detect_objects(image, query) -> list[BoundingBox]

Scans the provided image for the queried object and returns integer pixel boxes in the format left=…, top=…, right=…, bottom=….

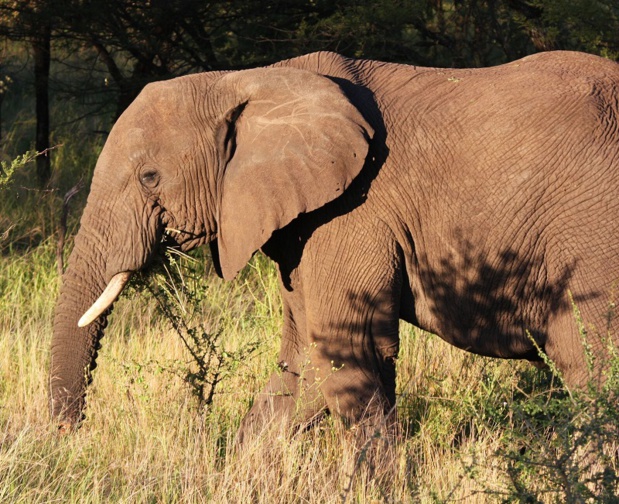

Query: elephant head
left=50, top=66, right=374, bottom=429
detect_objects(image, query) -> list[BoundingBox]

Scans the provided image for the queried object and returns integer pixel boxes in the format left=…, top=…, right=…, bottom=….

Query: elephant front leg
left=302, top=238, right=403, bottom=439
left=307, top=289, right=401, bottom=435
left=236, top=294, right=327, bottom=443
left=238, top=227, right=403, bottom=442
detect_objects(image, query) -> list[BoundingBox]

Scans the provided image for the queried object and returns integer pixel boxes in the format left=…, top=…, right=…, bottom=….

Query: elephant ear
left=214, top=67, right=374, bottom=280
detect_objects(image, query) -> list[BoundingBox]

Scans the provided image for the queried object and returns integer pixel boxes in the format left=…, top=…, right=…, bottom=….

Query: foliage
left=466, top=304, right=619, bottom=503
left=0, top=150, right=35, bottom=190
left=128, top=244, right=263, bottom=413
left=522, top=0, right=619, bottom=59
left=493, top=383, right=619, bottom=502
left=2, top=0, right=619, bottom=135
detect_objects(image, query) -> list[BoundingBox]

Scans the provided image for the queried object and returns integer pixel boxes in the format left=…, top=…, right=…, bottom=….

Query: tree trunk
left=0, top=93, right=3, bottom=144
left=33, top=22, right=51, bottom=186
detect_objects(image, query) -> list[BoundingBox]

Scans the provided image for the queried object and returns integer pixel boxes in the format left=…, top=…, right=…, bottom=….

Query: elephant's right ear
left=213, top=67, right=374, bottom=280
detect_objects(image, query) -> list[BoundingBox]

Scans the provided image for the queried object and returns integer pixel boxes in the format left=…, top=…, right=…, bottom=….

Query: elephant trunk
left=49, top=231, right=114, bottom=430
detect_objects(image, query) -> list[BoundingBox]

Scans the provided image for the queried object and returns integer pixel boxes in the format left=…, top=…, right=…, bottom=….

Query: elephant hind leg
left=543, top=295, right=613, bottom=389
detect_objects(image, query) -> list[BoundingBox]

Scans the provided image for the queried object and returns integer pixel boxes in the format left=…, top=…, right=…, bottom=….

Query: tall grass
left=1, top=130, right=618, bottom=502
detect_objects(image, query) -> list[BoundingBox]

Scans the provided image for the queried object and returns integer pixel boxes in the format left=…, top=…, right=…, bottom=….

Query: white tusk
left=78, top=271, right=132, bottom=327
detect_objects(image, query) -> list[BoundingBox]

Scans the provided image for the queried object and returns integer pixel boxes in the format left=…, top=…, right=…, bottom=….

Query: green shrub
left=471, top=303, right=619, bottom=503
left=0, top=150, right=36, bottom=190
left=129, top=244, right=263, bottom=413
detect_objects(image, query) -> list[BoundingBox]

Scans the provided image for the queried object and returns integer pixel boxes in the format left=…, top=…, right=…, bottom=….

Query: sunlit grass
left=2, top=132, right=618, bottom=502
left=0, top=230, right=532, bottom=503
left=3, top=238, right=617, bottom=501
left=0, top=225, right=513, bottom=502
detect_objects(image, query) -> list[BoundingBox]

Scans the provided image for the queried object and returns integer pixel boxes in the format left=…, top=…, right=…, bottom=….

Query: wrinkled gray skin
left=50, top=51, right=619, bottom=438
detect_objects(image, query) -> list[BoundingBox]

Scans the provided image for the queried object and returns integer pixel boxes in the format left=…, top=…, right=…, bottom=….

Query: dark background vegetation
left=1, top=0, right=618, bottom=186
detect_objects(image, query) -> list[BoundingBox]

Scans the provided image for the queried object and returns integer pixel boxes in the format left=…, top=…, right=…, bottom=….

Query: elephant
left=50, top=50, right=619, bottom=437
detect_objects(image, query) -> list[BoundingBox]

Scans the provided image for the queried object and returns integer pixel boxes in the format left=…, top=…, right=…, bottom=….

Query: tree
left=0, top=62, right=12, bottom=144
left=0, top=0, right=59, bottom=186
left=2, top=0, right=619, bottom=188
left=513, top=0, right=619, bottom=59
left=32, top=18, right=50, bottom=184
left=58, top=0, right=241, bottom=119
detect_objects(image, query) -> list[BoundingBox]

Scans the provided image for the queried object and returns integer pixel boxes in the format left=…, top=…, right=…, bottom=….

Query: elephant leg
left=236, top=283, right=327, bottom=443
left=306, top=295, right=400, bottom=433
left=544, top=293, right=613, bottom=388
left=238, top=220, right=403, bottom=442
left=302, top=234, right=403, bottom=438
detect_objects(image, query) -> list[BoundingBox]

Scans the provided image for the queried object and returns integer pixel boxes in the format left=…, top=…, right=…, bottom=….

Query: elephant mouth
left=163, top=226, right=211, bottom=252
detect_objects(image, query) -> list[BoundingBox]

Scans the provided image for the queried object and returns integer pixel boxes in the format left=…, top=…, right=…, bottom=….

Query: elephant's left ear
left=214, top=67, right=374, bottom=280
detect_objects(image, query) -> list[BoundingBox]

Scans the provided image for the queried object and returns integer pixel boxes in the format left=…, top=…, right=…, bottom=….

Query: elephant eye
left=140, top=168, right=160, bottom=188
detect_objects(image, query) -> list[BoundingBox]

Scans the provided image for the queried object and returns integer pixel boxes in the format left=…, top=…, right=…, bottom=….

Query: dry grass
left=2, top=146, right=617, bottom=503
left=0, top=232, right=527, bottom=502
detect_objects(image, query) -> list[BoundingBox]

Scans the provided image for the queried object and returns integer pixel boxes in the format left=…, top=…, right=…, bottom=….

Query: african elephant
left=50, top=50, right=619, bottom=436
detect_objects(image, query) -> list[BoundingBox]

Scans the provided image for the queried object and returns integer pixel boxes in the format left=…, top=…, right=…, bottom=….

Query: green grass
left=1, top=136, right=618, bottom=502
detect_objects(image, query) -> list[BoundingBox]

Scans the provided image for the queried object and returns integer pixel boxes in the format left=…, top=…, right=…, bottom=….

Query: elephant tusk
left=77, top=271, right=132, bottom=327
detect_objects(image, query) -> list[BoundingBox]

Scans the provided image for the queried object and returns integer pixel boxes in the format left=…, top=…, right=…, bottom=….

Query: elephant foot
left=235, top=391, right=328, bottom=447
left=341, top=395, right=401, bottom=448
left=235, top=388, right=400, bottom=451
left=235, top=369, right=328, bottom=447
left=235, top=405, right=328, bottom=448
